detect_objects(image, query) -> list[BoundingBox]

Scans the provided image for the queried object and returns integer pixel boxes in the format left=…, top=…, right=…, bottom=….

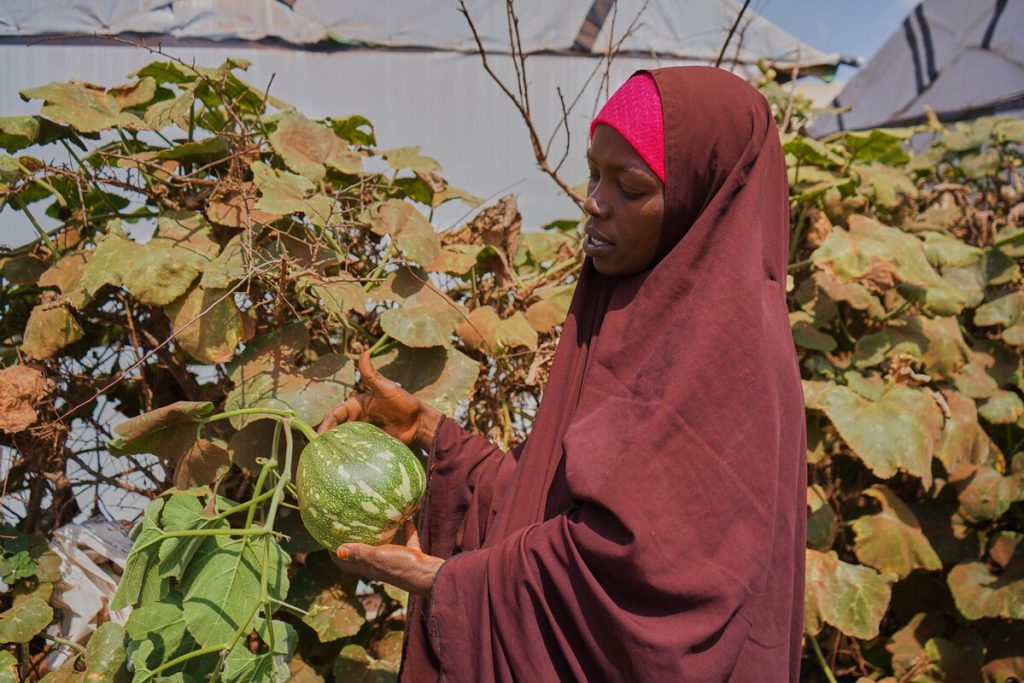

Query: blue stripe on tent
left=572, top=0, right=615, bottom=52
left=832, top=96, right=846, bottom=132
left=902, top=16, right=926, bottom=94
left=914, top=5, right=938, bottom=84
left=982, top=0, right=1009, bottom=49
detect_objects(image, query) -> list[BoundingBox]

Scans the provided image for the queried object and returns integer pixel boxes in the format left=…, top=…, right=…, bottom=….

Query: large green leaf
left=376, top=344, right=480, bottom=415
left=180, top=535, right=289, bottom=648
left=457, top=305, right=538, bottom=352
left=111, top=498, right=165, bottom=610
left=223, top=620, right=296, bottom=682
left=269, top=111, right=361, bottom=180
left=125, top=594, right=189, bottom=672
left=19, top=79, right=153, bottom=132
left=80, top=622, right=127, bottom=681
left=850, top=486, right=941, bottom=579
left=974, top=291, right=1024, bottom=345
left=919, top=231, right=983, bottom=268
left=290, top=551, right=365, bottom=642
left=251, top=161, right=335, bottom=225
left=225, top=352, right=355, bottom=430
left=950, top=463, right=1024, bottom=523
left=0, top=597, right=53, bottom=643
left=819, top=384, right=942, bottom=486
left=947, top=552, right=1024, bottom=621
left=298, top=275, right=367, bottom=319
left=804, top=549, right=893, bottom=639
left=526, top=283, right=576, bottom=333
left=366, top=200, right=441, bottom=266
left=165, top=284, right=254, bottom=364
left=376, top=268, right=464, bottom=348
left=158, top=494, right=230, bottom=579
left=21, top=297, right=84, bottom=360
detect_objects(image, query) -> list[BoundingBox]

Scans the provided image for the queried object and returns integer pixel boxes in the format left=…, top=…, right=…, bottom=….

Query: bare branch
left=715, top=0, right=752, bottom=68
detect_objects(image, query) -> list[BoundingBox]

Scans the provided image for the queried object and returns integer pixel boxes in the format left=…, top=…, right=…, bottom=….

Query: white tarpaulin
left=0, top=1, right=840, bottom=242
left=810, top=0, right=1024, bottom=135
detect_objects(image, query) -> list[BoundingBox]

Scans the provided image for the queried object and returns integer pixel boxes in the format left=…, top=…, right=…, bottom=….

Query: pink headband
left=589, top=72, right=665, bottom=183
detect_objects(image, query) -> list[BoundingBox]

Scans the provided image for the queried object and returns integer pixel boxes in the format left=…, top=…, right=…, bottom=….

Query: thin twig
left=715, top=0, right=752, bottom=68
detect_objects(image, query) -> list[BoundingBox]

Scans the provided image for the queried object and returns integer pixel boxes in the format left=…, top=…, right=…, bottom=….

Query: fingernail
left=337, top=546, right=349, bottom=559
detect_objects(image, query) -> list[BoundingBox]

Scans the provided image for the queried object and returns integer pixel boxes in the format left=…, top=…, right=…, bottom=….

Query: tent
left=0, top=0, right=842, bottom=243
left=810, top=0, right=1024, bottom=136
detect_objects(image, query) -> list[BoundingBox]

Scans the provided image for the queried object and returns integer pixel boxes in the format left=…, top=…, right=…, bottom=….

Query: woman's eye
left=620, top=186, right=644, bottom=199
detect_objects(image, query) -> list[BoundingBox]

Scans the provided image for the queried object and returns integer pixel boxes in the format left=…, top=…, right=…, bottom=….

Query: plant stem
left=244, top=423, right=281, bottom=528
left=145, top=644, right=226, bottom=680
left=808, top=635, right=838, bottom=683
left=41, top=633, right=86, bottom=654
left=200, top=408, right=317, bottom=442
left=215, top=489, right=275, bottom=521
left=10, top=195, right=57, bottom=255
left=367, top=333, right=392, bottom=356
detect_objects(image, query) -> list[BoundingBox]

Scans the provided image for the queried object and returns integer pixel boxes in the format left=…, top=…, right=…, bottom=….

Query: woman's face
left=583, top=124, right=665, bottom=276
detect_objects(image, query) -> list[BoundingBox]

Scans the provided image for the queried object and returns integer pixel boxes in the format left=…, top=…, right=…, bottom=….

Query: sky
left=756, top=0, right=920, bottom=81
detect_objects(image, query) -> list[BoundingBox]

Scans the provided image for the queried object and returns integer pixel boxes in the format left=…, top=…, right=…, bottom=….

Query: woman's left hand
left=333, top=521, right=444, bottom=598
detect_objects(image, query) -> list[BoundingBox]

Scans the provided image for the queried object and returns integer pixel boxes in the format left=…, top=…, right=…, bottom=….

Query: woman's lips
left=582, top=232, right=615, bottom=256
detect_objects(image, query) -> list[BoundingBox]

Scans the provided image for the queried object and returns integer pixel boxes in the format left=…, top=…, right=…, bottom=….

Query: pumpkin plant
left=0, top=55, right=1022, bottom=682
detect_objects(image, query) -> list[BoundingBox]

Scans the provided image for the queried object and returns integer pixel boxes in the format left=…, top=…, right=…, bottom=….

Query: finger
left=403, top=520, right=421, bottom=551
left=358, top=352, right=401, bottom=398
left=318, top=397, right=364, bottom=435
left=317, top=411, right=339, bottom=435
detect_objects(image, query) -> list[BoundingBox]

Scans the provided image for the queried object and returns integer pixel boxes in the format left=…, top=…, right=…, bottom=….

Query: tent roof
left=0, top=0, right=842, bottom=71
left=810, top=0, right=1024, bottom=135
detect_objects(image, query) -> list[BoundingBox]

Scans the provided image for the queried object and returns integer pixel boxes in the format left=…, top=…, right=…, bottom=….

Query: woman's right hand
left=317, top=352, right=443, bottom=450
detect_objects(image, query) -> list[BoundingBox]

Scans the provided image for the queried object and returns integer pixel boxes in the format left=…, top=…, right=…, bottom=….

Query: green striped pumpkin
left=296, top=421, right=427, bottom=549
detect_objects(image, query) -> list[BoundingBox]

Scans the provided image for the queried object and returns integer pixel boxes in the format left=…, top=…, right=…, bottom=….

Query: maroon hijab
left=406, top=66, right=806, bottom=681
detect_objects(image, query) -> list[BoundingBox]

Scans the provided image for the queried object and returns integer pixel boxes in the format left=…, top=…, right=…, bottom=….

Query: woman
left=319, top=66, right=806, bottom=681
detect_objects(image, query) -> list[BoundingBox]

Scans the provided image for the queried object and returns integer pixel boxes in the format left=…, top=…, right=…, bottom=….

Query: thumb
left=358, top=351, right=400, bottom=398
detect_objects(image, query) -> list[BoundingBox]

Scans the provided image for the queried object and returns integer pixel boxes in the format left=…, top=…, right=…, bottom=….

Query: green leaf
left=950, top=464, right=1024, bottom=523
left=850, top=486, right=942, bottom=579
left=919, top=231, right=983, bottom=268
left=38, top=251, right=93, bottom=308
left=427, top=244, right=485, bottom=275
left=109, top=400, right=212, bottom=454
left=366, top=200, right=441, bottom=266
left=225, top=352, right=355, bottom=430
left=80, top=621, right=127, bottom=681
left=812, top=216, right=938, bottom=290
left=820, top=384, right=943, bottom=486
left=144, top=88, right=195, bottom=130
left=164, top=284, right=253, bottom=364
left=223, top=620, right=296, bottom=683
left=0, top=597, right=53, bottom=643
left=111, top=498, right=166, bottom=610
left=457, top=306, right=538, bottom=352
left=790, top=312, right=837, bottom=352
left=333, top=642, right=399, bottom=683
left=297, top=275, right=367, bottom=319
left=783, top=135, right=843, bottom=168
left=22, top=296, right=84, bottom=360
left=329, top=114, right=376, bottom=146
left=269, top=111, right=361, bottom=180
left=376, top=344, right=480, bottom=415
left=974, top=291, right=1024, bottom=344
left=525, top=283, right=576, bottom=333
left=377, top=269, right=464, bottom=348
left=978, top=390, right=1024, bottom=424
left=158, top=494, right=229, bottom=579
left=0, top=651, right=17, bottom=683
left=154, top=136, right=231, bottom=163
left=842, top=129, right=911, bottom=165
left=854, top=163, right=918, bottom=208
left=181, top=535, right=290, bottom=648
left=948, top=553, right=1024, bottom=621
left=381, top=146, right=440, bottom=173
left=20, top=79, right=152, bottom=132
left=806, top=485, right=837, bottom=550
left=981, top=248, right=1020, bottom=285
left=252, top=161, right=335, bottom=225
left=290, top=551, right=365, bottom=642
left=125, top=594, right=188, bottom=672
left=804, top=549, right=893, bottom=639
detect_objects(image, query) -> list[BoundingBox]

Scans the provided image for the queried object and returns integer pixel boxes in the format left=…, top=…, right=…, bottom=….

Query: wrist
left=413, top=403, right=444, bottom=451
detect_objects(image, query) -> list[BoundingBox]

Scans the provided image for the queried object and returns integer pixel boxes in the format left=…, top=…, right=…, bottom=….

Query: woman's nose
left=582, top=192, right=608, bottom=218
